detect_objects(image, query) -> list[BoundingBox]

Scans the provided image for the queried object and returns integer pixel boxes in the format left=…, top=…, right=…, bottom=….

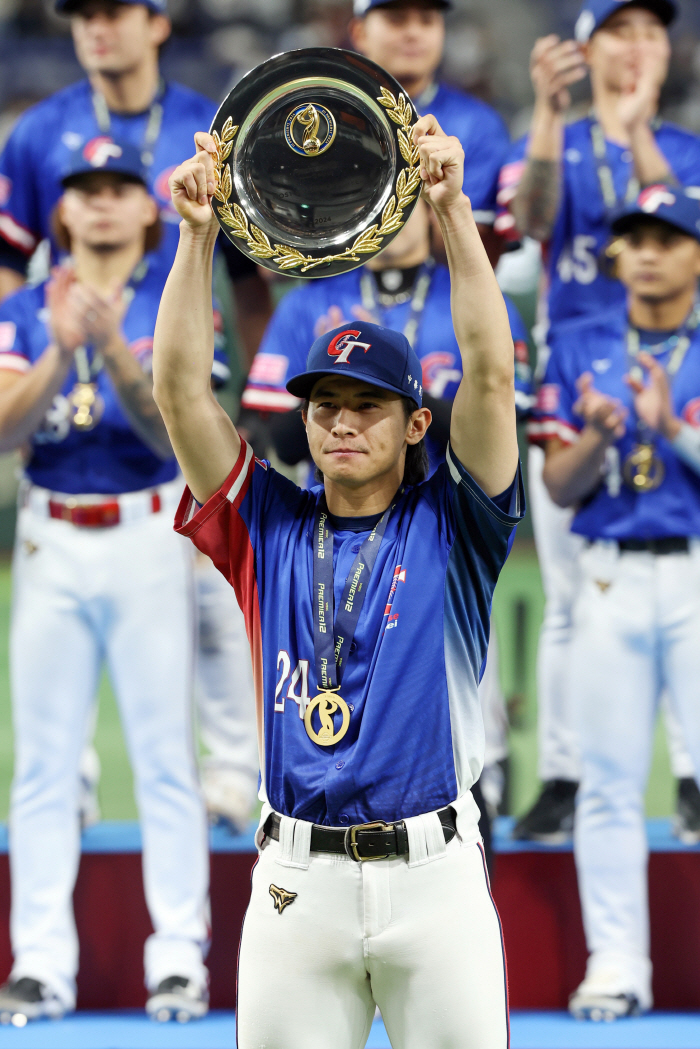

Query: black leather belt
left=617, top=537, right=689, bottom=555
left=264, top=807, right=457, bottom=862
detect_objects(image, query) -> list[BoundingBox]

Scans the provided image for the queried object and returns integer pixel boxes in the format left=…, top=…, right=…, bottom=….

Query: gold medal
left=304, top=690, right=350, bottom=746
left=622, top=443, right=665, bottom=493
left=68, top=382, right=103, bottom=431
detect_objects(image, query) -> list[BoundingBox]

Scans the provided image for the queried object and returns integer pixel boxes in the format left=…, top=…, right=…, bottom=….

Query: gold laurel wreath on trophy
left=211, top=88, right=421, bottom=274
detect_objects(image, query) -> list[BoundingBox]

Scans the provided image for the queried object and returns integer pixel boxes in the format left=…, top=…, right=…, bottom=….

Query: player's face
left=585, top=6, right=670, bottom=95
left=71, top=1, right=171, bottom=76
left=60, top=174, right=158, bottom=251
left=349, top=2, right=444, bottom=89
left=616, top=220, right=700, bottom=302
left=304, top=376, right=428, bottom=489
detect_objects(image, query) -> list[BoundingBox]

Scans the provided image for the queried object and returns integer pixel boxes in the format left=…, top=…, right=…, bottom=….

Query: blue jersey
left=175, top=440, right=523, bottom=824
left=528, top=306, right=700, bottom=540
left=497, top=118, right=700, bottom=331
left=416, top=82, right=510, bottom=223
left=241, top=265, right=534, bottom=463
left=0, top=79, right=217, bottom=271
left=0, top=262, right=229, bottom=495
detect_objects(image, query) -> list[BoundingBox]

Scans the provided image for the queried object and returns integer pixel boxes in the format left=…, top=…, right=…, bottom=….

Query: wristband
left=671, top=422, right=700, bottom=475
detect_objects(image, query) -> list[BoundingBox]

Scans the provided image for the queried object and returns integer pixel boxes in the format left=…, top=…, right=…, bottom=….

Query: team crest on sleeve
left=327, top=330, right=371, bottom=363
left=638, top=185, right=676, bottom=213
left=0, top=321, right=16, bottom=352
left=536, top=384, right=561, bottom=414
left=83, top=137, right=123, bottom=168
left=248, top=353, right=289, bottom=386
left=269, top=883, right=297, bottom=914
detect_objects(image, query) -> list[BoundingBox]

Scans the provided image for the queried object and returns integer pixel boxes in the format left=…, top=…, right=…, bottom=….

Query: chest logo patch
left=269, top=883, right=297, bottom=914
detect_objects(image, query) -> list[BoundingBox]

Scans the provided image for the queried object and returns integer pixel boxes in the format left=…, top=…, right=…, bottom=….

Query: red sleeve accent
left=526, top=416, right=581, bottom=447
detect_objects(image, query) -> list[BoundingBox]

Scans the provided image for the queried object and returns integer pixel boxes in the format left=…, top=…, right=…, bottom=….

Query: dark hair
left=303, top=394, right=429, bottom=487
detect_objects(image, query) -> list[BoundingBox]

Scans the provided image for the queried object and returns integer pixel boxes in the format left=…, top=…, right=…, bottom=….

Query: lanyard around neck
left=359, top=260, right=434, bottom=348
left=589, top=116, right=640, bottom=217
left=91, top=79, right=165, bottom=167
left=312, top=498, right=394, bottom=692
left=71, top=257, right=150, bottom=382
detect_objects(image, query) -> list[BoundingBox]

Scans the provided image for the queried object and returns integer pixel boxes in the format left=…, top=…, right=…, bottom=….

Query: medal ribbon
left=92, top=79, right=166, bottom=168
left=359, top=260, right=434, bottom=348
left=312, top=501, right=392, bottom=692
left=589, top=117, right=643, bottom=219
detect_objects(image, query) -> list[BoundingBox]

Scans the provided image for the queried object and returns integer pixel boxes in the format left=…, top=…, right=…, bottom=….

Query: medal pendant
left=69, top=383, right=103, bottom=431
left=623, top=443, right=665, bottom=493
left=304, top=690, right=350, bottom=746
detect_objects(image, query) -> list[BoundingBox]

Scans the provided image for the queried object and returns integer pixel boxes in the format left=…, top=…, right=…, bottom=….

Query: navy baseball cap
left=354, top=0, right=450, bottom=15
left=575, top=0, right=677, bottom=42
left=611, top=184, right=700, bottom=244
left=56, top=0, right=167, bottom=15
left=286, top=322, right=424, bottom=408
left=61, top=138, right=148, bottom=188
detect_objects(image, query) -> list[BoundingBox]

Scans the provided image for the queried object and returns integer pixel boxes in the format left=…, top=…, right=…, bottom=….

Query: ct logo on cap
left=327, top=329, right=372, bottom=364
left=83, top=137, right=123, bottom=169
left=638, top=185, right=676, bottom=213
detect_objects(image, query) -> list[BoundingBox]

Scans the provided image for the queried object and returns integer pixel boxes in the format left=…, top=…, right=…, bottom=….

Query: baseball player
left=532, top=185, right=700, bottom=1019
left=500, top=0, right=700, bottom=842
left=153, top=115, right=523, bottom=1049
left=239, top=200, right=533, bottom=864
left=349, top=0, right=510, bottom=263
left=0, top=0, right=263, bottom=830
left=0, top=143, right=211, bottom=1024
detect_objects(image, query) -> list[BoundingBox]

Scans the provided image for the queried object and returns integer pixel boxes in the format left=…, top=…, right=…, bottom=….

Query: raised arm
left=511, top=36, right=587, bottom=241
left=152, top=133, right=241, bottom=504
left=414, top=114, right=518, bottom=496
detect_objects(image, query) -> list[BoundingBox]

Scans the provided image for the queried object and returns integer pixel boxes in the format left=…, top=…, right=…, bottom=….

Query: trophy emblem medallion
left=284, top=103, right=336, bottom=157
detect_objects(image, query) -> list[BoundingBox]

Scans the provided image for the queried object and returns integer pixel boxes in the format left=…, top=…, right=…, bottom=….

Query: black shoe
left=512, top=779, right=578, bottom=844
left=146, top=975, right=208, bottom=1023
left=673, top=778, right=700, bottom=845
left=0, top=977, right=66, bottom=1024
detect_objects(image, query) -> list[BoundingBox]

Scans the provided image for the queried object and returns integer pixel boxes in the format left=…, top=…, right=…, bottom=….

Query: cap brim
left=61, top=170, right=146, bottom=189
left=610, top=210, right=697, bottom=241
left=286, top=368, right=421, bottom=406
left=601, top=0, right=677, bottom=28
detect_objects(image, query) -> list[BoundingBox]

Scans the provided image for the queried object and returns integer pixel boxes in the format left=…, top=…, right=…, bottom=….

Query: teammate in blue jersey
left=0, top=0, right=271, bottom=365
left=530, top=186, right=700, bottom=1020
left=154, top=116, right=524, bottom=1048
left=349, top=0, right=510, bottom=264
left=240, top=200, right=534, bottom=476
left=0, top=143, right=211, bottom=1025
left=499, top=0, right=700, bottom=845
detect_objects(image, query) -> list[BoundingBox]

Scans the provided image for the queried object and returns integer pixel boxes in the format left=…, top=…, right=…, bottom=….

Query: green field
left=0, top=548, right=676, bottom=821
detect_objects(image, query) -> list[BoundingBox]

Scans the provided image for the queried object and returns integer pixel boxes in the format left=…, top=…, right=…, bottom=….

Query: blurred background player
left=0, top=0, right=263, bottom=831
left=349, top=0, right=510, bottom=266
left=533, top=186, right=700, bottom=1019
left=239, top=199, right=534, bottom=863
left=0, top=143, right=209, bottom=1024
left=501, top=0, right=700, bottom=842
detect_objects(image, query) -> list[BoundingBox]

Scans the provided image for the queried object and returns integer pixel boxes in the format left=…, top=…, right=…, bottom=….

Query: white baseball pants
left=236, top=798, right=509, bottom=1049
left=9, top=486, right=210, bottom=1009
left=194, top=554, right=259, bottom=805
left=571, top=540, right=700, bottom=1005
left=529, top=446, right=694, bottom=783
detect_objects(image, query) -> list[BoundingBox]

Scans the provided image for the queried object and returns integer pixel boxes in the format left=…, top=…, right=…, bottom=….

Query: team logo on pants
left=269, top=883, right=297, bottom=914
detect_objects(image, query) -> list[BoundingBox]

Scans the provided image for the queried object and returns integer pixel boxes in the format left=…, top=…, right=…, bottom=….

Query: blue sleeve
left=241, top=287, right=317, bottom=412
left=495, top=136, right=527, bottom=244
left=0, top=290, right=33, bottom=373
left=504, top=294, right=534, bottom=419
left=527, top=334, right=581, bottom=445
left=663, top=130, right=700, bottom=189
left=462, top=108, right=510, bottom=221
left=0, top=108, right=42, bottom=255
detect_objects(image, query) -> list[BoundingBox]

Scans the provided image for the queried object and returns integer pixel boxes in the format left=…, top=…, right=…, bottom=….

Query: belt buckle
left=344, top=820, right=391, bottom=862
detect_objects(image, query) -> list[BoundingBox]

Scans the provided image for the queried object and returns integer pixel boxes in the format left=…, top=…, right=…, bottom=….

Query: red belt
left=48, top=492, right=162, bottom=528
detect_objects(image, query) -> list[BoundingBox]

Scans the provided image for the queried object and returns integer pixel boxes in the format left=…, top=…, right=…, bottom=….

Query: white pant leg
left=195, top=554, right=258, bottom=804
left=529, top=445, right=583, bottom=782
left=660, top=545, right=700, bottom=787
left=238, top=810, right=507, bottom=1049
left=102, top=511, right=210, bottom=992
left=571, top=543, right=656, bottom=1005
left=8, top=509, right=102, bottom=1008
left=371, top=841, right=508, bottom=1049
left=662, top=692, right=695, bottom=780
